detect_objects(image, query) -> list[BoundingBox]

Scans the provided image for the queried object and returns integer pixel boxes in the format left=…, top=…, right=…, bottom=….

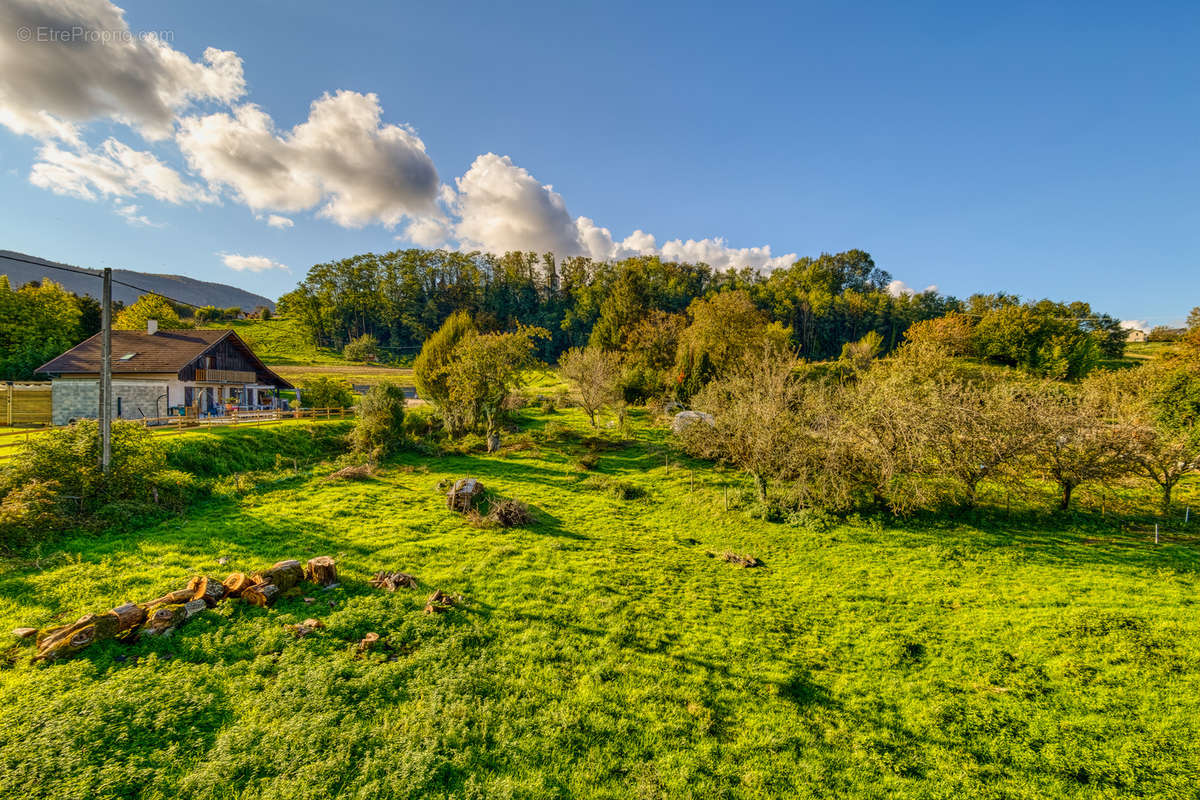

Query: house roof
left=36, top=329, right=293, bottom=388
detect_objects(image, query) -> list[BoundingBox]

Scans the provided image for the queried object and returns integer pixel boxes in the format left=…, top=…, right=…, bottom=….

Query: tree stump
left=222, top=572, right=253, bottom=597
left=35, top=612, right=120, bottom=660
left=424, top=589, right=457, bottom=614
left=110, top=602, right=146, bottom=632
left=253, top=560, right=304, bottom=592
left=187, top=576, right=227, bottom=607
left=241, top=582, right=280, bottom=607
left=369, top=571, right=417, bottom=591
left=305, top=556, right=338, bottom=587
left=357, top=631, right=380, bottom=654
left=446, top=478, right=485, bottom=513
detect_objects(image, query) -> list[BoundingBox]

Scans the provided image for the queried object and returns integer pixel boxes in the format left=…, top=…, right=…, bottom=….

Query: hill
left=0, top=250, right=275, bottom=311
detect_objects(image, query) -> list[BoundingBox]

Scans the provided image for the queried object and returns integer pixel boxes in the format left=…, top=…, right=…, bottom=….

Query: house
left=1125, top=328, right=1148, bottom=343
left=36, top=322, right=293, bottom=425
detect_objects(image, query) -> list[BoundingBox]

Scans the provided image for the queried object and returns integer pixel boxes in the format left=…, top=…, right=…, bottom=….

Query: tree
left=903, top=312, right=973, bottom=355
left=413, top=310, right=475, bottom=414
left=343, top=333, right=380, bottom=363
left=1113, top=365, right=1200, bottom=514
left=446, top=326, right=548, bottom=436
left=352, top=382, right=407, bottom=458
left=684, top=346, right=820, bottom=503
left=114, top=293, right=185, bottom=330
left=559, top=347, right=622, bottom=427
left=299, top=377, right=353, bottom=409
left=0, top=276, right=83, bottom=381
left=1028, top=384, right=1133, bottom=511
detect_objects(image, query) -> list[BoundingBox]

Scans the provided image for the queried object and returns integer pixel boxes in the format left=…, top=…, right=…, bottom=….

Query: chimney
left=147, top=319, right=158, bottom=335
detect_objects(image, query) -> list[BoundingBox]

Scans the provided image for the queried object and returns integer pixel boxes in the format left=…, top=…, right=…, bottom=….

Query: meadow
left=0, top=407, right=1198, bottom=799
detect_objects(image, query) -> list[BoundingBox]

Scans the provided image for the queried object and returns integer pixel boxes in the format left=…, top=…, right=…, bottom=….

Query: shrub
left=352, top=382, right=407, bottom=458
left=343, top=333, right=380, bottom=363
left=413, top=311, right=475, bottom=412
left=299, top=376, right=354, bottom=409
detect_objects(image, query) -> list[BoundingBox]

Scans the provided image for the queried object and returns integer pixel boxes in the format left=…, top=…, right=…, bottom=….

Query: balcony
left=195, top=368, right=258, bottom=384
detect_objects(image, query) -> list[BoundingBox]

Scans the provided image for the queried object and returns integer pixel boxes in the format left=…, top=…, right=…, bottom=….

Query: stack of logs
left=28, top=556, right=338, bottom=662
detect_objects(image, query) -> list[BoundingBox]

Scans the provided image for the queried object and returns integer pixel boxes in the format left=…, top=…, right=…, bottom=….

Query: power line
left=1, top=252, right=205, bottom=310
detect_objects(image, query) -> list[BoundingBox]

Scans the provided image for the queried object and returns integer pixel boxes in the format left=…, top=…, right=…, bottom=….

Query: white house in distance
left=36, top=321, right=293, bottom=425
left=1125, top=328, right=1149, bottom=343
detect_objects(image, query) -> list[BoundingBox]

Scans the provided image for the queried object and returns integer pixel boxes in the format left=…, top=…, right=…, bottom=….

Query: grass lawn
left=199, top=316, right=347, bottom=366
left=1, top=409, right=1198, bottom=799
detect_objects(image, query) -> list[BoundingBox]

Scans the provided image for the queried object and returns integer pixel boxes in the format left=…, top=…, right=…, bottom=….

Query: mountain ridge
left=0, top=250, right=275, bottom=311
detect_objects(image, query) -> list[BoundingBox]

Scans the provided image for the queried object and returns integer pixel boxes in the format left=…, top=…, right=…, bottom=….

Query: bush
left=300, top=376, right=354, bottom=409
left=343, top=333, right=380, bottom=363
left=352, top=382, right=407, bottom=458
left=0, top=420, right=198, bottom=551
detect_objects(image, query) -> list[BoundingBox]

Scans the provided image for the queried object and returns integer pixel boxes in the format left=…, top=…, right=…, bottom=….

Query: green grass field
left=1, top=409, right=1198, bottom=799
left=200, top=316, right=347, bottom=366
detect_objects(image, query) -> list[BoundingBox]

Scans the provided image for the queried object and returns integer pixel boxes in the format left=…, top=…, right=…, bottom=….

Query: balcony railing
left=194, top=368, right=258, bottom=383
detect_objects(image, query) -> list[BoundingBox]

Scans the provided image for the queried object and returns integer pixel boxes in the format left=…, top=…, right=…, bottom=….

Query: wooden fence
left=0, top=407, right=354, bottom=458
left=3, top=383, right=52, bottom=426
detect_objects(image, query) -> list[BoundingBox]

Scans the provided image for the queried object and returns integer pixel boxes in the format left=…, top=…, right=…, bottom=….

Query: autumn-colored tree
left=903, top=312, right=973, bottom=355
left=114, top=293, right=185, bottom=330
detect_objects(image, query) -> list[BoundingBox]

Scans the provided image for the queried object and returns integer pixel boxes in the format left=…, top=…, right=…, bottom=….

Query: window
left=120, top=352, right=137, bottom=360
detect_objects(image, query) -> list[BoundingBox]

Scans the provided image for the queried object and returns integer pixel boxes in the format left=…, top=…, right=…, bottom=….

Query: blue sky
left=0, top=0, right=1196, bottom=326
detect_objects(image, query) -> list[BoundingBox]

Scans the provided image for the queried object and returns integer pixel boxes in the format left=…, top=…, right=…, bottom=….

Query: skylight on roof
left=120, top=352, right=137, bottom=360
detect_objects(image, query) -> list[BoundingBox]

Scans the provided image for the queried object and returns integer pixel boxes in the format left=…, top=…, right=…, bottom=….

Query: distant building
left=36, top=322, right=292, bottom=425
left=1125, top=328, right=1148, bottom=343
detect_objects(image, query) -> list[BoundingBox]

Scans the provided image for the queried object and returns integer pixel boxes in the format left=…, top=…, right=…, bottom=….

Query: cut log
left=305, top=556, right=338, bottom=587
left=187, top=575, right=227, bottom=607
left=253, top=560, right=304, bottom=592
left=182, top=598, right=207, bottom=619
left=110, top=602, right=146, bottom=632
left=369, top=571, right=418, bottom=591
left=222, top=572, right=253, bottom=597
left=13, top=627, right=37, bottom=640
left=241, top=582, right=281, bottom=607
left=145, top=587, right=193, bottom=610
left=34, top=612, right=120, bottom=661
left=143, top=604, right=186, bottom=636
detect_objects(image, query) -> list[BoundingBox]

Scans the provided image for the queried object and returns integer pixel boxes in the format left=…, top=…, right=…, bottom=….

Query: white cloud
left=115, top=203, right=163, bottom=227
left=29, top=138, right=215, bottom=204
left=1119, top=319, right=1149, bottom=332
left=453, top=153, right=583, bottom=256
left=887, top=279, right=938, bottom=298
left=0, top=0, right=244, bottom=141
left=264, top=214, right=294, bottom=229
left=177, top=91, right=439, bottom=227
left=220, top=253, right=289, bottom=272
left=448, top=153, right=796, bottom=271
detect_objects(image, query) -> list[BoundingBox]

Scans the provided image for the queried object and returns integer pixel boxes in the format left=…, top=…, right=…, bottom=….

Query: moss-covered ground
left=0, top=409, right=1198, bottom=799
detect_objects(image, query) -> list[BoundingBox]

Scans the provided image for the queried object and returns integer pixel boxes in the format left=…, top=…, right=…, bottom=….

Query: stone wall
left=52, top=379, right=168, bottom=425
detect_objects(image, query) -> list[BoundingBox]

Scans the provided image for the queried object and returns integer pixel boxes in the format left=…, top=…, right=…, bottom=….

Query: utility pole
left=100, top=267, right=112, bottom=472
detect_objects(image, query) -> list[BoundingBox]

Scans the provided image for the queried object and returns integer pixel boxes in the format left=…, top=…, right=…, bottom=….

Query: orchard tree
left=559, top=346, right=622, bottom=427
left=1114, top=364, right=1200, bottom=514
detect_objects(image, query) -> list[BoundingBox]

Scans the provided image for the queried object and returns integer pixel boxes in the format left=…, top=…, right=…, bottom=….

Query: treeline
left=278, top=247, right=1126, bottom=379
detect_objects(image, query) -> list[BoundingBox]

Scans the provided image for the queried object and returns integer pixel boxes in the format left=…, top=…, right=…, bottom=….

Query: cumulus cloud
left=450, top=154, right=796, bottom=271
left=264, top=214, right=294, bottom=229
left=177, top=91, right=439, bottom=227
left=1119, top=319, right=1148, bottom=332
left=453, top=154, right=583, bottom=256
left=220, top=253, right=289, bottom=272
left=887, top=279, right=938, bottom=298
left=29, top=138, right=215, bottom=204
left=0, top=0, right=244, bottom=141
